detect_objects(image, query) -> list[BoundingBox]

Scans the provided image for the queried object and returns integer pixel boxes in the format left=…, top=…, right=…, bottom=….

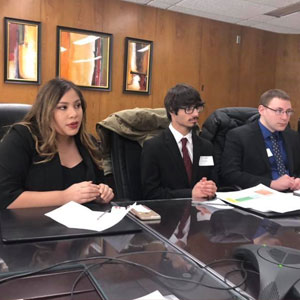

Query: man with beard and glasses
left=141, top=83, right=217, bottom=200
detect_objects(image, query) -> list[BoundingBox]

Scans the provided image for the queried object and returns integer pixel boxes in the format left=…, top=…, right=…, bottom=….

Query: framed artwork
left=123, top=37, right=153, bottom=94
left=4, top=17, right=41, bottom=84
left=57, top=26, right=112, bottom=91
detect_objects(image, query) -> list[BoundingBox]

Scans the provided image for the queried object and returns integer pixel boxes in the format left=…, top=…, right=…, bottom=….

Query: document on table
left=216, top=184, right=300, bottom=213
left=133, top=290, right=179, bottom=300
left=45, top=201, right=136, bottom=232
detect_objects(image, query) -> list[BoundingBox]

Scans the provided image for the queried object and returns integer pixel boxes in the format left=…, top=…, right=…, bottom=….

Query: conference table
left=132, top=198, right=300, bottom=300
left=0, top=198, right=299, bottom=300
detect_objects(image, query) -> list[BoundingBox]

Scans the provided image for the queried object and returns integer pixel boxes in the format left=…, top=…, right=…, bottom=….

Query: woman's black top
left=62, top=161, right=86, bottom=189
left=0, top=125, right=104, bottom=209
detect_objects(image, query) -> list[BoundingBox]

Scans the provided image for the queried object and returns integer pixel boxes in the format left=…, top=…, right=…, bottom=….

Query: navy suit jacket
left=141, top=128, right=215, bottom=200
left=221, top=120, right=300, bottom=189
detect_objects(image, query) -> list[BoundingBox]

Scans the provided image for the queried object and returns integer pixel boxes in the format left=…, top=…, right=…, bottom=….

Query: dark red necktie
left=181, top=138, right=192, bottom=183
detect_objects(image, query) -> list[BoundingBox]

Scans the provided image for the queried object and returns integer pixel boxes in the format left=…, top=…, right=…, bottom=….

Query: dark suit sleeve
left=0, top=125, right=34, bottom=209
left=141, top=139, right=192, bottom=200
left=221, top=127, right=271, bottom=189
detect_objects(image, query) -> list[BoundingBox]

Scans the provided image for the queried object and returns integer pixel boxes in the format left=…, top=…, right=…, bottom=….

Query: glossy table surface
left=116, top=198, right=300, bottom=300
left=0, top=201, right=248, bottom=300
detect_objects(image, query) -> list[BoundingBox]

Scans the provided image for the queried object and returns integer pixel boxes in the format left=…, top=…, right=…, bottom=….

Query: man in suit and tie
left=221, top=89, right=300, bottom=191
left=141, top=83, right=217, bottom=200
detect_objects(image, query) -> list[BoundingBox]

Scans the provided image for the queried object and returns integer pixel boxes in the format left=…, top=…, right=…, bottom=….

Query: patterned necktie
left=181, top=138, right=192, bottom=183
left=270, top=133, right=286, bottom=176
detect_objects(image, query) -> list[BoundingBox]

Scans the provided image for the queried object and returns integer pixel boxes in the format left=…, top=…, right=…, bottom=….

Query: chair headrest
left=0, top=103, right=32, bottom=139
left=0, top=103, right=31, bottom=126
left=201, top=107, right=259, bottom=141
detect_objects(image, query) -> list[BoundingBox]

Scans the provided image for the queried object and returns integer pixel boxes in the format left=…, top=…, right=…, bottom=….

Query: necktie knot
left=181, top=137, right=188, bottom=147
left=270, top=133, right=278, bottom=142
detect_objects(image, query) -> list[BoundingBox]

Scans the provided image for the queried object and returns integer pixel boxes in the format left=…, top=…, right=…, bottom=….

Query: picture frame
left=57, top=26, right=112, bottom=91
left=123, top=37, right=153, bottom=94
left=4, top=17, right=41, bottom=84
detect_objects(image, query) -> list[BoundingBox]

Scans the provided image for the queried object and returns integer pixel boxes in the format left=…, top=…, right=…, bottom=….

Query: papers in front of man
left=216, top=184, right=300, bottom=214
left=45, top=201, right=136, bottom=232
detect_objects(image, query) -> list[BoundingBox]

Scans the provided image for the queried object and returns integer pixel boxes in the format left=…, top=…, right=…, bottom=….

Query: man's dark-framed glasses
left=181, top=105, right=204, bottom=114
left=263, top=105, right=294, bottom=117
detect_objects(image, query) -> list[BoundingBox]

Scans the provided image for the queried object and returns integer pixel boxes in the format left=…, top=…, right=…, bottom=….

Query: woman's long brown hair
left=20, top=78, right=102, bottom=168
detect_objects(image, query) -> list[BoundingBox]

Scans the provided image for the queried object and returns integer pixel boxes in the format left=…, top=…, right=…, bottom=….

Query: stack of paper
left=216, top=184, right=300, bottom=213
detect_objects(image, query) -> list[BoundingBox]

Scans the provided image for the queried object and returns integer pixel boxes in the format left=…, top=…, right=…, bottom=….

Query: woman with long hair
left=0, top=78, right=114, bottom=209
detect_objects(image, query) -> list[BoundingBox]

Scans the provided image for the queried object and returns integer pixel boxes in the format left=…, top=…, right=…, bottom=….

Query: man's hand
left=290, top=177, right=300, bottom=191
left=270, top=174, right=296, bottom=191
left=192, top=177, right=217, bottom=200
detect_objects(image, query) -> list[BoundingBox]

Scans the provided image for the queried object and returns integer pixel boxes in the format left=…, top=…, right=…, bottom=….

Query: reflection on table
left=0, top=200, right=248, bottom=300
left=127, top=198, right=300, bottom=300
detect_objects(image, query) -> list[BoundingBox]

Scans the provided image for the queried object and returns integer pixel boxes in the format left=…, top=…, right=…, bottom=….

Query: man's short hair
left=260, top=89, right=290, bottom=106
left=164, top=83, right=204, bottom=121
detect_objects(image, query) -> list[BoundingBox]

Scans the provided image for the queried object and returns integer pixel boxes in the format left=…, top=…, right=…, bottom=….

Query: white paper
left=217, top=184, right=300, bottom=213
left=45, top=201, right=136, bottom=232
left=133, top=290, right=179, bottom=300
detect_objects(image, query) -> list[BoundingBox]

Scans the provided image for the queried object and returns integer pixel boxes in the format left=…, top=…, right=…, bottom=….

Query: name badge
left=266, top=148, right=273, bottom=157
left=199, top=156, right=214, bottom=166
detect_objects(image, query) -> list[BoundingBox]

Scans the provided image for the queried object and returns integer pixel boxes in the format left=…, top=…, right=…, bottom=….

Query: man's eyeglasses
left=263, top=105, right=294, bottom=117
left=180, top=106, right=204, bottom=114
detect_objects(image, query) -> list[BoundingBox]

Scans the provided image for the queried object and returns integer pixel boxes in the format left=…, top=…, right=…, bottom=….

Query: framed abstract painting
left=123, top=37, right=153, bottom=94
left=57, top=26, right=112, bottom=91
left=4, top=17, right=41, bottom=84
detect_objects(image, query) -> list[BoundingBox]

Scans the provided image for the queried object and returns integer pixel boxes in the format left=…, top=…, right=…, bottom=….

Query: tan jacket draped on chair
left=96, top=107, right=169, bottom=175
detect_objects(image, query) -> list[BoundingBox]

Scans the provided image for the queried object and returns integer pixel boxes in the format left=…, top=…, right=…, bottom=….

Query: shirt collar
left=258, top=120, right=280, bottom=139
left=169, top=124, right=193, bottom=145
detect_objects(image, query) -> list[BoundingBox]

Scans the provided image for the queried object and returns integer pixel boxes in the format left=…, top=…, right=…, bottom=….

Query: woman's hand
left=63, top=181, right=100, bottom=204
left=97, top=184, right=114, bottom=203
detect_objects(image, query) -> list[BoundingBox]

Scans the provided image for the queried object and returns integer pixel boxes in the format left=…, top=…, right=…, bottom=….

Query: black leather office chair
left=110, top=132, right=143, bottom=201
left=0, top=103, right=32, bottom=140
left=201, top=107, right=259, bottom=189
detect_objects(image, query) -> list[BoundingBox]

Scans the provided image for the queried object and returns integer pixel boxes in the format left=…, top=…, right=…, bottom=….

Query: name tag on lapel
left=199, top=156, right=214, bottom=166
left=266, top=148, right=273, bottom=157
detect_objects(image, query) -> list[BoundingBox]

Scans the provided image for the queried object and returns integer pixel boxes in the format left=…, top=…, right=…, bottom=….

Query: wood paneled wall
left=0, top=0, right=299, bottom=134
left=275, top=34, right=300, bottom=129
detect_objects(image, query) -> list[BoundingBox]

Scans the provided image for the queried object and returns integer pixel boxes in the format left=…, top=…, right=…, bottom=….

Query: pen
left=97, top=206, right=122, bottom=220
left=97, top=209, right=110, bottom=220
